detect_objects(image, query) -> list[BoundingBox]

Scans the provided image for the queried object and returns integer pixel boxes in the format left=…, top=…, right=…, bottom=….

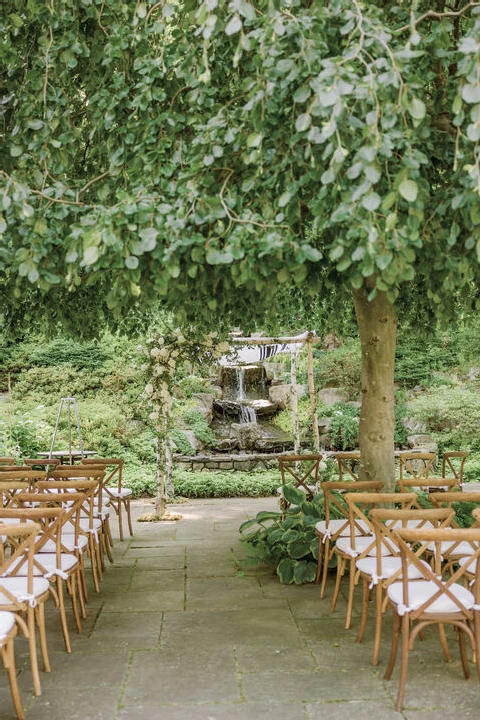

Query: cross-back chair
left=397, top=451, right=437, bottom=481
left=383, top=525, right=480, bottom=711
left=334, top=452, right=361, bottom=481
left=396, top=475, right=460, bottom=494
left=277, top=454, right=324, bottom=509
left=441, top=450, right=469, bottom=485
left=315, top=480, right=383, bottom=600
left=0, top=608, right=25, bottom=719
left=80, top=457, right=133, bottom=540
left=363, top=506, right=455, bottom=666
left=1, top=500, right=83, bottom=653
left=428, top=490, right=480, bottom=574
left=331, top=491, right=419, bottom=631
left=37, top=474, right=104, bottom=596
left=0, top=522, right=50, bottom=696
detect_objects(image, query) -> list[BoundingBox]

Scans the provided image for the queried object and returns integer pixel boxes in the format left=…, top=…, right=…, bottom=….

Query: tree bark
left=352, top=287, right=397, bottom=491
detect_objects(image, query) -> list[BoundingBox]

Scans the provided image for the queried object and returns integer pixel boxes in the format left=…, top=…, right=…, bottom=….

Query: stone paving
left=1, top=496, right=479, bottom=719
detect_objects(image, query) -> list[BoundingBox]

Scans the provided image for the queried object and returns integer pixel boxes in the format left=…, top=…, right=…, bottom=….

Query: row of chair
left=313, top=480, right=480, bottom=710
left=0, top=457, right=133, bottom=719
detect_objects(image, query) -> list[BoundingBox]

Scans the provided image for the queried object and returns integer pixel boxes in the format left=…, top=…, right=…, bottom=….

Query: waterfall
left=236, top=367, right=246, bottom=400
left=240, top=404, right=257, bottom=424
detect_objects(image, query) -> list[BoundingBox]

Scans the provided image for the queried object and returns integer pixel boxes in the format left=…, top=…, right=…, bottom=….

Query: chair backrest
left=321, top=480, right=384, bottom=539
left=80, top=457, right=124, bottom=493
left=369, top=506, right=455, bottom=576
left=429, top=491, right=480, bottom=527
left=441, top=451, right=469, bottom=483
left=345, top=492, right=419, bottom=556
left=392, top=525, right=480, bottom=618
left=397, top=476, right=460, bottom=493
left=0, top=472, right=45, bottom=503
left=398, top=452, right=437, bottom=480
left=0, top=505, right=66, bottom=575
left=0, top=523, right=40, bottom=608
left=278, top=454, right=325, bottom=500
left=23, top=458, right=60, bottom=471
left=0, top=458, right=14, bottom=466
left=334, top=452, right=361, bottom=481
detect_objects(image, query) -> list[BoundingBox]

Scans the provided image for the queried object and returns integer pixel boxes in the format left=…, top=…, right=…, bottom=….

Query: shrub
left=172, top=469, right=280, bottom=498
left=29, top=338, right=111, bottom=369
left=407, top=386, right=480, bottom=451
left=329, top=402, right=359, bottom=450
left=314, top=341, right=361, bottom=396
left=239, top=486, right=345, bottom=584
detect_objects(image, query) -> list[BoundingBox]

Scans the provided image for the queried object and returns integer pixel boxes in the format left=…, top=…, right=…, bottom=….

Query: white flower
left=144, top=383, right=154, bottom=396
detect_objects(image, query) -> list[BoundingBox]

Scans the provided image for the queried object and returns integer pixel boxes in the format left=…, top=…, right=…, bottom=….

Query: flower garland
left=143, top=327, right=230, bottom=518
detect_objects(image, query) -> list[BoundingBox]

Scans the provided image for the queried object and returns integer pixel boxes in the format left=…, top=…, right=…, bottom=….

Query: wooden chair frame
left=81, top=457, right=133, bottom=541
left=398, top=451, right=437, bottom=481
left=0, top=522, right=50, bottom=696
left=315, top=480, right=383, bottom=600
left=334, top=452, right=361, bottom=481
left=364, top=506, right=455, bottom=666
left=278, top=454, right=324, bottom=509
left=441, top=450, right=469, bottom=484
left=0, top=610, right=25, bottom=719
left=383, top=525, right=480, bottom=711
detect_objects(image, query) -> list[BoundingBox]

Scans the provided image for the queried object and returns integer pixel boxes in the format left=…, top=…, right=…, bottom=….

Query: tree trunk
left=352, top=288, right=397, bottom=491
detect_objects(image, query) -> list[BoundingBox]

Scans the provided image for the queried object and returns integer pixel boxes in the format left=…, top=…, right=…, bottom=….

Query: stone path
left=1, top=496, right=479, bottom=719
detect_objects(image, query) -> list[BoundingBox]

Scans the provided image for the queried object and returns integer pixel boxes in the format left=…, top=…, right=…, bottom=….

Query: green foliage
left=462, top=453, right=480, bottom=483
left=315, top=342, right=361, bottom=396
left=28, top=339, right=111, bottom=370
left=180, top=408, right=216, bottom=448
left=171, top=430, right=195, bottom=456
left=175, top=375, right=215, bottom=399
left=239, top=488, right=344, bottom=584
left=173, top=469, right=280, bottom=499
left=329, top=402, right=359, bottom=450
left=395, top=341, right=459, bottom=388
left=407, top=386, right=480, bottom=451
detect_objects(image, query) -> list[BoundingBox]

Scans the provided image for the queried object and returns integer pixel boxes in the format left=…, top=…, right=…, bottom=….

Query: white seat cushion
left=12, top=553, right=78, bottom=577
left=387, top=579, right=475, bottom=614
left=0, top=610, right=16, bottom=640
left=0, top=576, right=50, bottom=605
left=335, top=534, right=390, bottom=557
left=107, top=488, right=132, bottom=499
left=40, top=534, right=88, bottom=553
left=315, top=518, right=370, bottom=537
left=356, top=555, right=429, bottom=581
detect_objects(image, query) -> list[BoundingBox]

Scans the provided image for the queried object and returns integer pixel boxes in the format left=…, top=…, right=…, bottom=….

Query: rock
left=192, top=392, right=216, bottom=423
left=318, top=388, right=349, bottom=406
left=231, top=422, right=263, bottom=450
left=268, top=384, right=291, bottom=408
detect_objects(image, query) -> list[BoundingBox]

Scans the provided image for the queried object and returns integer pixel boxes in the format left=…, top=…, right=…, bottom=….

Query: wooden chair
left=80, top=457, right=133, bottom=541
left=441, top=450, right=469, bottom=485
left=0, top=610, right=25, bottom=719
left=428, top=491, right=480, bottom=573
left=315, top=480, right=383, bottom=600
left=39, top=470, right=106, bottom=594
left=0, top=501, right=83, bottom=653
left=23, top=457, right=60, bottom=473
left=334, top=451, right=361, bottom=481
left=0, top=458, right=15, bottom=466
left=383, top=525, right=480, bottom=711
left=397, top=476, right=460, bottom=494
left=331, top=492, right=418, bottom=631
left=277, top=454, right=325, bottom=509
left=0, top=522, right=50, bottom=696
left=398, top=451, right=437, bottom=481
left=363, top=506, right=455, bottom=665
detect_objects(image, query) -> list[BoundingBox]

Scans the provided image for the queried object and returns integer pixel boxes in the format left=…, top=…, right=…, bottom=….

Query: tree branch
left=395, top=2, right=480, bottom=33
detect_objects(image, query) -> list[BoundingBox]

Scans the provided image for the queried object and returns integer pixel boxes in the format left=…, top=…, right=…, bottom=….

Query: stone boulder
left=318, top=388, right=349, bottom=406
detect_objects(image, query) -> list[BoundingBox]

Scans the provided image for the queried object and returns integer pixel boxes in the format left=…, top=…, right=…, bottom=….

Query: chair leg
left=330, top=555, right=345, bottom=613
left=344, top=561, right=357, bottom=630
left=355, top=576, right=370, bottom=644
left=27, top=608, right=42, bottom=696
left=125, top=499, right=133, bottom=536
left=3, top=638, right=25, bottom=720
left=396, top=614, right=411, bottom=712
left=320, top=539, right=331, bottom=599
left=384, top=611, right=400, bottom=681
left=55, top=579, right=71, bottom=653
left=35, top=603, right=50, bottom=674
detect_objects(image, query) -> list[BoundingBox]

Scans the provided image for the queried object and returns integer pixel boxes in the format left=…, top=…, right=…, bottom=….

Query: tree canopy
left=2, top=0, right=479, bottom=338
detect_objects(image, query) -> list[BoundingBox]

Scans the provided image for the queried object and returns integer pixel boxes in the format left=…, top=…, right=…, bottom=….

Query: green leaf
left=246, top=133, right=263, bottom=148
left=398, top=179, right=418, bottom=202
left=83, top=247, right=99, bottom=265
left=408, top=97, right=426, bottom=120
left=362, top=192, right=381, bottom=211
left=125, top=255, right=139, bottom=269
left=293, top=560, right=317, bottom=584
left=295, top=114, right=311, bottom=132
left=225, top=15, right=242, bottom=35
left=461, top=84, right=480, bottom=104
left=276, top=558, right=294, bottom=584
left=288, top=537, right=311, bottom=559
left=283, top=485, right=306, bottom=505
